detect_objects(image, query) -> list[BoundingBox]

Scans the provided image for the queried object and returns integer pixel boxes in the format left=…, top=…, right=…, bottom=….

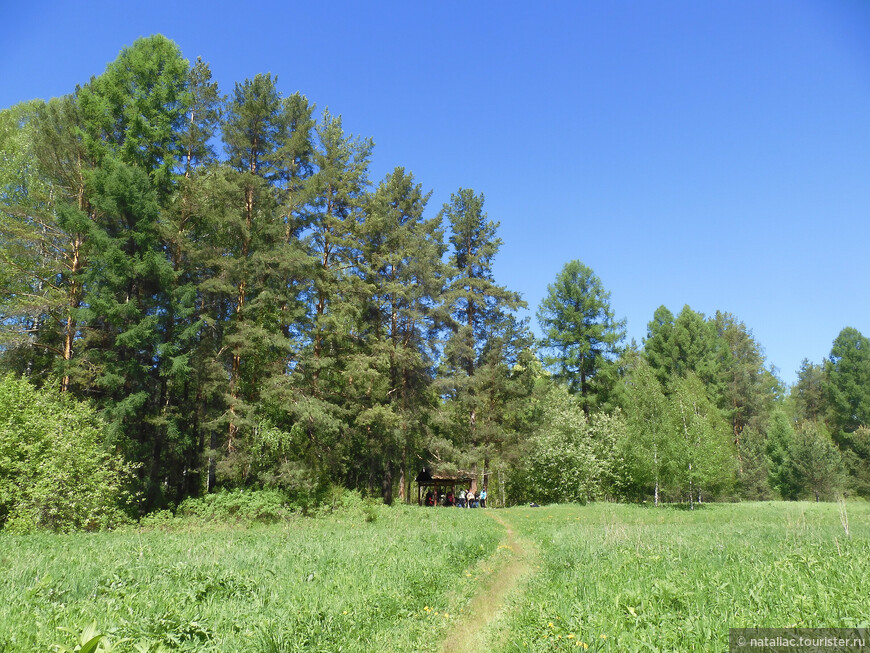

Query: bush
left=176, top=488, right=293, bottom=523
left=511, top=385, right=625, bottom=505
left=166, top=487, right=381, bottom=525
left=0, top=374, right=138, bottom=532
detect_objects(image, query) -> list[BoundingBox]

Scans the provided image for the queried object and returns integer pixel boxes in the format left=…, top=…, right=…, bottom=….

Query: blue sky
left=3, top=1, right=869, bottom=385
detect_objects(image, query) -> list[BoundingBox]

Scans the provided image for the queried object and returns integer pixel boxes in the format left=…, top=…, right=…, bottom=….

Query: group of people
left=424, top=487, right=487, bottom=508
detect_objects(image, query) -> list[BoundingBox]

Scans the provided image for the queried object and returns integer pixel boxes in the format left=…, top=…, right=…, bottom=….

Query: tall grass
left=492, top=501, right=870, bottom=652
left=6, top=500, right=868, bottom=652
left=0, top=504, right=501, bottom=652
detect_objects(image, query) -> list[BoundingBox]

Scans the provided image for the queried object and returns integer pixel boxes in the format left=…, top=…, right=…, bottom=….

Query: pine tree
left=792, top=358, right=827, bottom=423
left=766, top=410, right=799, bottom=500
left=0, top=97, right=97, bottom=393
left=330, top=168, right=443, bottom=501
left=438, top=188, right=527, bottom=488
left=825, top=327, right=870, bottom=496
left=789, top=421, right=844, bottom=501
left=158, top=59, right=224, bottom=496
left=261, top=110, right=373, bottom=488
left=644, top=304, right=731, bottom=404
left=76, top=35, right=189, bottom=202
left=206, top=74, right=315, bottom=482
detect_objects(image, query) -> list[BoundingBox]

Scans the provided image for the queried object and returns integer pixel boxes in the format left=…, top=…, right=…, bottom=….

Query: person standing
left=458, top=487, right=466, bottom=508
left=480, top=487, right=487, bottom=508
left=467, top=489, right=475, bottom=508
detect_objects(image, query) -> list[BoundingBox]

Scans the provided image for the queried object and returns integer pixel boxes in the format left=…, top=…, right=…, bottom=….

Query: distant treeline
left=0, top=35, right=866, bottom=530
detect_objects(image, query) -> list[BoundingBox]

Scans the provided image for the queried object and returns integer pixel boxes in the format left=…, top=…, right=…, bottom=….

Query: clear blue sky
left=3, top=0, right=869, bottom=385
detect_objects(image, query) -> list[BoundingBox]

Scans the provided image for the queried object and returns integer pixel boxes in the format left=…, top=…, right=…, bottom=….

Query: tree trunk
left=382, top=460, right=393, bottom=505
left=689, top=472, right=694, bottom=511
left=398, top=465, right=405, bottom=505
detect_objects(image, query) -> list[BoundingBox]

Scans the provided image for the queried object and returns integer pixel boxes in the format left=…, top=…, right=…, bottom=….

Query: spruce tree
left=825, top=327, right=870, bottom=496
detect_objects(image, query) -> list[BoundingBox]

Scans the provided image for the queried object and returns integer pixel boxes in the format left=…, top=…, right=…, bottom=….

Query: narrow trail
left=439, top=511, right=536, bottom=653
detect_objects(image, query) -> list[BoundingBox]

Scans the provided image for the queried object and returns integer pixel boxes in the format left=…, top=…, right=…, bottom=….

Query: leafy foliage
left=0, top=374, right=137, bottom=531
left=514, top=385, right=624, bottom=504
left=617, top=359, right=670, bottom=502
left=666, top=373, right=736, bottom=504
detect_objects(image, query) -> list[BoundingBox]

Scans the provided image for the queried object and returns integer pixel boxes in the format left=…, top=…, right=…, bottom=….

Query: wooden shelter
left=415, top=468, right=474, bottom=506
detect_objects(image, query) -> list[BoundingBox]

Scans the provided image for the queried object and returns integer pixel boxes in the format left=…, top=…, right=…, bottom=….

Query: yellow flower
left=548, top=622, right=554, bottom=628
left=568, top=634, right=575, bottom=639
left=444, top=613, right=449, bottom=619
left=583, top=644, right=589, bottom=650
left=342, top=610, right=348, bottom=615
left=600, top=634, right=607, bottom=639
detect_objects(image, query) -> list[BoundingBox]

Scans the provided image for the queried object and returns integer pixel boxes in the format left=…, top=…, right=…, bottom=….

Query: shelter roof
left=415, top=468, right=473, bottom=484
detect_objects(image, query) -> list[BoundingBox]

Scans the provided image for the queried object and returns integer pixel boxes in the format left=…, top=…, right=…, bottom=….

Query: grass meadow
left=1, top=505, right=503, bottom=652
left=2, top=501, right=868, bottom=652
left=490, top=501, right=870, bottom=652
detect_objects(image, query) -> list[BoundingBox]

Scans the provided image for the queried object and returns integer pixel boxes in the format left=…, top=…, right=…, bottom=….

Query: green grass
left=0, top=504, right=501, bottom=652
left=492, top=501, right=870, bottom=652
left=4, top=501, right=869, bottom=652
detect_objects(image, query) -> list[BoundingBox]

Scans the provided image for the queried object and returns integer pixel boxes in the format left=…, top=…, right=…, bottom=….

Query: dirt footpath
left=439, top=511, right=536, bottom=653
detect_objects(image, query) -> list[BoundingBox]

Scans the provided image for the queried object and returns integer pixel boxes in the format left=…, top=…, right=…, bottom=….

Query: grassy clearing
left=492, top=501, right=870, bottom=652
left=5, top=501, right=869, bottom=652
left=0, top=505, right=502, bottom=652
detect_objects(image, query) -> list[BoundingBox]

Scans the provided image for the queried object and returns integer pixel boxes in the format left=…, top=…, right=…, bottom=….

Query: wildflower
left=548, top=622, right=554, bottom=628
left=568, top=634, right=575, bottom=639
left=600, top=634, right=607, bottom=639
left=343, top=610, right=348, bottom=615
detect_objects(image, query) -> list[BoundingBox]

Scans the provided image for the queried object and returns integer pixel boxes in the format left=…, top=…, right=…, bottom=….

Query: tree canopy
left=0, top=34, right=866, bottom=523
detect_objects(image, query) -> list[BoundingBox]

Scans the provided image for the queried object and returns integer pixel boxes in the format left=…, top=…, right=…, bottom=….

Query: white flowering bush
left=518, top=385, right=625, bottom=504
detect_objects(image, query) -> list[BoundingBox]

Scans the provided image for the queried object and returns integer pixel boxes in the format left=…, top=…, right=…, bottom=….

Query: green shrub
left=176, top=488, right=293, bottom=523
left=137, top=509, right=177, bottom=530
left=0, top=374, right=138, bottom=532
left=512, top=385, right=625, bottom=505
